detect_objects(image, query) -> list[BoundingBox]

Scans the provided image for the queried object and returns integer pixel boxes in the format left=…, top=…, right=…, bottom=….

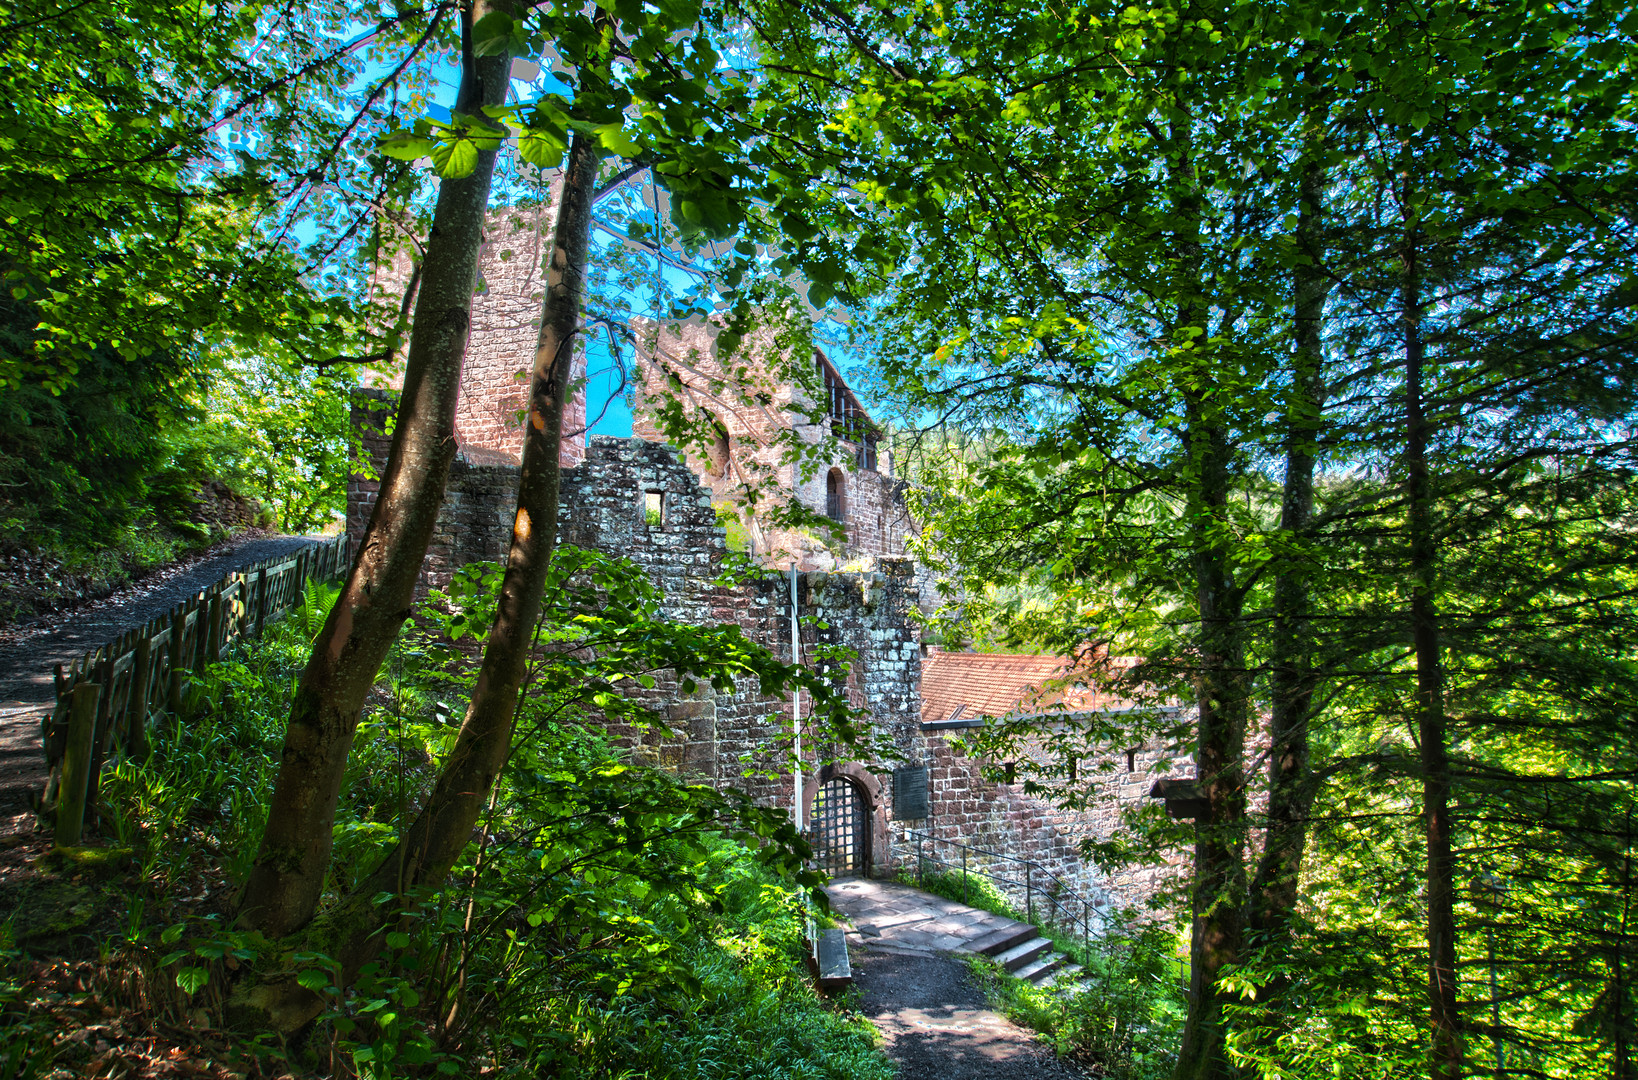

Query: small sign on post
left=1149, top=777, right=1210, bottom=820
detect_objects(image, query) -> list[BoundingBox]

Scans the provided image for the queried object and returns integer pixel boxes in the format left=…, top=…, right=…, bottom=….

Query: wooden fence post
left=207, top=592, right=224, bottom=663
left=129, top=637, right=152, bottom=762
left=92, top=656, right=113, bottom=738
left=191, top=597, right=209, bottom=672
left=168, top=608, right=186, bottom=715
left=56, top=682, right=100, bottom=848
left=232, top=575, right=248, bottom=642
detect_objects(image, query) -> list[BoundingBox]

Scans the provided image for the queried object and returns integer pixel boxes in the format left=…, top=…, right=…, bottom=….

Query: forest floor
left=0, top=532, right=322, bottom=838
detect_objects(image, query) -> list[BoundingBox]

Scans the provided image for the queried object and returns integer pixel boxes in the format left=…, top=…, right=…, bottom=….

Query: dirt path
left=0, top=533, right=324, bottom=835
left=852, top=948, right=1087, bottom=1079
left=825, top=880, right=1088, bottom=1077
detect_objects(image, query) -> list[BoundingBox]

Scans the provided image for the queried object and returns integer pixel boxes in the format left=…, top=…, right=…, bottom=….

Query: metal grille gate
left=812, top=777, right=867, bottom=877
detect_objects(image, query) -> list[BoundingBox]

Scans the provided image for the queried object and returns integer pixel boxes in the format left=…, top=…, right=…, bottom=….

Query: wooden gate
left=812, top=776, right=868, bottom=877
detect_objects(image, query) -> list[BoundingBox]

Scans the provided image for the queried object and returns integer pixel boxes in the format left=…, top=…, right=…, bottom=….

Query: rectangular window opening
left=1126, top=748, right=1137, bottom=772
left=644, top=490, right=665, bottom=528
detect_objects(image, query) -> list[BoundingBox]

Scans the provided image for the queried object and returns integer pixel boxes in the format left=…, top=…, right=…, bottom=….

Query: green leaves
left=430, top=136, right=481, bottom=180
left=379, top=131, right=435, bottom=162
left=471, top=10, right=528, bottom=58
left=0, top=0, right=429, bottom=393
left=380, top=114, right=508, bottom=179
left=595, top=121, right=639, bottom=158
left=516, top=127, right=567, bottom=170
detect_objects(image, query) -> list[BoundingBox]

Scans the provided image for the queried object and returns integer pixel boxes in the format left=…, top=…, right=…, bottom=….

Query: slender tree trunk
left=1170, top=127, right=1249, bottom=1079
left=1249, top=153, right=1328, bottom=942
left=237, top=4, right=514, bottom=938
left=1404, top=237, right=1463, bottom=1080
left=352, top=124, right=600, bottom=922
left=1617, top=807, right=1632, bottom=1080
left=1174, top=410, right=1250, bottom=1080
left=233, top=128, right=603, bottom=1035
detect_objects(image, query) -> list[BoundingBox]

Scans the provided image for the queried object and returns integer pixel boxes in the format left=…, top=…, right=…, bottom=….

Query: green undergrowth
left=5, top=556, right=892, bottom=1079
left=965, top=919, right=1186, bottom=1080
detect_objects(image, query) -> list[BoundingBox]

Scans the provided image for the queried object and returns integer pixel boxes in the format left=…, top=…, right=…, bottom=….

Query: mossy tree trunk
left=234, top=126, right=602, bottom=1035
left=237, top=2, right=515, bottom=939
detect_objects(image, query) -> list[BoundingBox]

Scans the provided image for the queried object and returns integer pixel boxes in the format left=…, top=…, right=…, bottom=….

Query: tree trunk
left=1173, top=413, right=1250, bottom=1080
left=237, top=4, right=514, bottom=938
left=1169, top=118, right=1249, bottom=1080
left=233, top=127, right=602, bottom=1035
left=354, top=123, right=601, bottom=924
left=1404, top=237, right=1463, bottom=1080
left=1248, top=153, right=1328, bottom=943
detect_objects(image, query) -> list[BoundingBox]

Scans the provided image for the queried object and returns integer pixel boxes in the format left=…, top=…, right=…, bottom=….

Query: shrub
left=968, top=918, right=1186, bottom=1080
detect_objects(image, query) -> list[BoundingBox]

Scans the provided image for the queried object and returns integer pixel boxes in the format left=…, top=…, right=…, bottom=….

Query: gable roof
left=919, top=650, right=1131, bottom=726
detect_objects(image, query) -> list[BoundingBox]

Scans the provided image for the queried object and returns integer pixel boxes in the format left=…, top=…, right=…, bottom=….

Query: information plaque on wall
left=893, top=765, right=930, bottom=820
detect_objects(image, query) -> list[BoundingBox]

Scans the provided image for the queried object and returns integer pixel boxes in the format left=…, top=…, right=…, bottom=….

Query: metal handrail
left=904, top=828, right=1102, bottom=957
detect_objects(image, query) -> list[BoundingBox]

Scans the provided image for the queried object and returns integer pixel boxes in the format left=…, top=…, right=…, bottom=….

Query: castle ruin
left=351, top=209, right=1188, bottom=917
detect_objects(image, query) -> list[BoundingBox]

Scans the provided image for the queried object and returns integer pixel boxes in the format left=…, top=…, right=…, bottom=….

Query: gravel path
left=0, top=533, right=324, bottom=834
left=852, top=947, right=1088, bottom=1079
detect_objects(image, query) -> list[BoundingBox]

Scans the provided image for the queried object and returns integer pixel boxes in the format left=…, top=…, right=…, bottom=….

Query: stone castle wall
left=349, top=389, right=522, bottom=594
left=629, top=320, right=913, bottom=570
left=366, top=205, right=586, bottom=469
left=891, top=736, right=1190, bottom=921
left=348, top=396, right=1176, bottom=918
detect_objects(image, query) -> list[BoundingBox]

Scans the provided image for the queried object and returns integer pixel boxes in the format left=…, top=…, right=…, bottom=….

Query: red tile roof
left=919, top=650, right=1133, bottom=725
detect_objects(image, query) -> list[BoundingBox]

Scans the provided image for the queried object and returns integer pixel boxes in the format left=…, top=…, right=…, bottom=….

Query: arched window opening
left=705, top=418, right=731, bottom=478
left=826, top=468, right=845, bottom=522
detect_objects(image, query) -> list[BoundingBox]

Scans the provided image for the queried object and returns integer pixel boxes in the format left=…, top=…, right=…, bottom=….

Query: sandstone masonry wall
left=629, top=320, right=912, bottom=569
left=893, top=735, right=1191, bottom=920
left=364, top=205, right=585, bottom=470
left=347, top=401, right=1176, bottom=917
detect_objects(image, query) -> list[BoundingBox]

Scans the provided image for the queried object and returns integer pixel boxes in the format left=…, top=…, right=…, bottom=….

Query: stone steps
left=964, top=922, right=1040, bottom=958
left=826, top=880, right=1089, bottom=995
left=1012, top=950, right=1067, bottom=983
left=960, top=920, right=1087, bottom=991
left=995, top=935, right=1054, bottom=974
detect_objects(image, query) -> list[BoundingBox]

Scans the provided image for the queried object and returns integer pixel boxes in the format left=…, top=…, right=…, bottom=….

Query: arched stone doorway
left=825, top=467, right=846, bottom=521
left=811, top=775, right=869, bottom=877
left=804, top=763, right=886, bottom=878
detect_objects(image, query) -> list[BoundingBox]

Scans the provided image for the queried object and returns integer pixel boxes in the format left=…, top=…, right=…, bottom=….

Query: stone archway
left=803, top=763, right=889, bottom=878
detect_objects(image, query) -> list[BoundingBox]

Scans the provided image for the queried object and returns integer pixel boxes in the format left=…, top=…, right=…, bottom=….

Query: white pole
left=791, top=564, right=803, bottom=833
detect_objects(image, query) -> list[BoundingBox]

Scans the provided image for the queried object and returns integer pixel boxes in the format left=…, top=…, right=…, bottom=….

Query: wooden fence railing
left=41, top=534, right=349, bottom=846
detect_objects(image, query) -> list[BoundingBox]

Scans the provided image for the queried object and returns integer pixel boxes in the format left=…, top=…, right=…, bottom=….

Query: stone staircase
left=825, top=879, right=1088, bottom=994
left=962, top=920, right=1085, bottom=991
